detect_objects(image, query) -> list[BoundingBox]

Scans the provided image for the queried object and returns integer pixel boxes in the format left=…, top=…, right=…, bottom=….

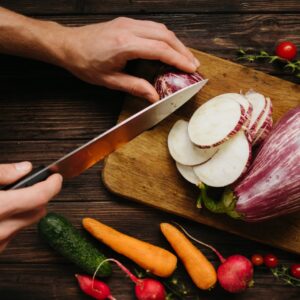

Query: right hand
left=0, top=162, right=62, bottom=253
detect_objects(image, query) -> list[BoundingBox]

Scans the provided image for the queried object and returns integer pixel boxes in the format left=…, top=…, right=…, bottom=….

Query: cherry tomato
left=251, top=254, right=264, bottom=266
left=264, top=254, right=278, bottom=268
left=275, top=41, right=297, bottom=60
left=290, top=264, right=300, bottom=279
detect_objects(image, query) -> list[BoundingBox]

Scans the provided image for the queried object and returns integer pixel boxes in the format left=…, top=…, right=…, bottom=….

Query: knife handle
left=0, top=165, right=53, bottom=191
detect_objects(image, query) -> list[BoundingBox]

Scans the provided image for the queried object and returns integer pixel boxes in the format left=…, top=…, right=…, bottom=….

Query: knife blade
left=3, top=79, right=208, bottom=190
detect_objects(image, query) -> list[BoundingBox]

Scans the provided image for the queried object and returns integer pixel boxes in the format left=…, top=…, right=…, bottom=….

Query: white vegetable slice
left=176, top=162, right=201, bottom=185
left=193, top=131, right=251, bottom=187
left=188, top=95, right=245, bottom=148
left=245, top=91, right=267, bottom=139
left=168, top=120, right=217, bottom=166
left=253, top=97, right=273, bottom=141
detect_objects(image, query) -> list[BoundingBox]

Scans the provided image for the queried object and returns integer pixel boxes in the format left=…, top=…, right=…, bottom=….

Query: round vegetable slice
left=168, top=120, right=217, bottom=166
left=188, top=95, right=245, bottom=148
left=176, top=162, right=201, bottom=185
left=193, top=131, right=251, bottom=187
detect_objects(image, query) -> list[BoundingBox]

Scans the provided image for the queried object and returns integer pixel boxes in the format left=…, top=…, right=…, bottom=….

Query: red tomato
left=275, top=41, right=297, bottom=60
left=251, top=254, right=264, bottom=266
left=290, top=264, right=300, bottom=279
left=264, top=254, right=278, bottom=268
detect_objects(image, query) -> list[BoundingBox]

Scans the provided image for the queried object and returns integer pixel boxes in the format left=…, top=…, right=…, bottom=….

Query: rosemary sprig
left=271, top=265, right=300, bottom=287
left=237, top=49, right=300, bottom=78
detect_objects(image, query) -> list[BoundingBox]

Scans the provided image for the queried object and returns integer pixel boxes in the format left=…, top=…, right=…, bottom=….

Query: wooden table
left=0, top=2, right=299, bottom=299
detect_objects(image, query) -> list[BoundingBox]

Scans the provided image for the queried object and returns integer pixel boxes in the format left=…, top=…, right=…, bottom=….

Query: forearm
left=0, top=7, right=67, bottom=66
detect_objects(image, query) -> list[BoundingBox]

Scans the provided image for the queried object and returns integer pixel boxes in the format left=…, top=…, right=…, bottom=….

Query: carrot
left=82, top=218, right=177, bottom=278
left=160, top=223, right=217, bottom=290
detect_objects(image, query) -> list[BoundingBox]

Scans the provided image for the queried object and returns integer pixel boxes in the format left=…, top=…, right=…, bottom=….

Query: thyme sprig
left=237, top=49, right=300, bottom=78
left=271, top=265, right=300, bottom=287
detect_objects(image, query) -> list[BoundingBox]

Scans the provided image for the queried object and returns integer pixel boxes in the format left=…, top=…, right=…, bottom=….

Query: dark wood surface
left=0, top=2, right=299, bottom=299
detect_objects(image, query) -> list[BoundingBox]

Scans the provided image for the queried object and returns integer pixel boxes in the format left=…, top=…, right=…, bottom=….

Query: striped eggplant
left=229, top=106, right=300, bottom=221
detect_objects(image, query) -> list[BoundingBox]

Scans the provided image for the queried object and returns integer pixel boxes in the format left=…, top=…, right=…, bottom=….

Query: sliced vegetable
left=176, top=162, right=201, bottom=185
left=225, top=106, right=300, bottom=221
left=174, top=223, right=253, bottom=293
left=160, top=223, right=217, bottom=290
left=188, top=95, right=246, bottom=148
left=154, top=69, right=204, bottom=99
left=193, top=131, right=251, bottom=187
left=82, top=218, right=177, bottom=278
left=168, top=120, right=217, bottom=166
left=38, top=213, right=111, bottom=277
left=75, top=274, right=115, bottom=300
left=245, top=91, right=267, bottom=140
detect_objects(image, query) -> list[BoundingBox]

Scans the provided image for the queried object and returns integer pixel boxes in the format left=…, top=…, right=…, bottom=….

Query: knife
left=1, top=79, right=208, bottom=190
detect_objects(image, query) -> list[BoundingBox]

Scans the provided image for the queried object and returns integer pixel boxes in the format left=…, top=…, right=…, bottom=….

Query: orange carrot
left=82, top=218, right=177, bottom=277
left=160, top=223, right=217, bottom=290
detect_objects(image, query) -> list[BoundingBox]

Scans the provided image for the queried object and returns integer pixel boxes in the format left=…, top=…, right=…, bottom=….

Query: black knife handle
left=0, top=165, right=53, bottom=191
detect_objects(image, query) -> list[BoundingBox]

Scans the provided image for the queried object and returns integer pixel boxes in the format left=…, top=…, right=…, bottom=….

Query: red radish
left=176, top=162, right=202, bottom=185
left=168, top=120, right=217, bottom=166
left=97, top=259, right=166, bottom=300
left=245, top=91, right=267, bottom=140
left=193, top=131, right=251, bottom=187
left=175, top=223, right=254, bottom=293
left=225, top=106, right=300, bottom=221
left=75, top=274, right=115, bottom=300
left=154, top=70, right=205, bottom=99
left=253, top=115, right=273, bottom=146
left=188, top=95, right=247, bottom=148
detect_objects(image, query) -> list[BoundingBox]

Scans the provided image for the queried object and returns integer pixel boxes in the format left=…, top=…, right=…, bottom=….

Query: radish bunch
left=168, top=91, right=273, bottom=188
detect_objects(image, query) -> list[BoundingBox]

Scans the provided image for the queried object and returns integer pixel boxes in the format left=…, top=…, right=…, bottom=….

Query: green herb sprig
left=271, top=265, right=300, bottom=287
left=237, top=49, right=300, bottom=78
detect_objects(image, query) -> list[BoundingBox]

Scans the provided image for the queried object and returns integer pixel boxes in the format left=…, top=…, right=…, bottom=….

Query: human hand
left=61, top=17, right=199, bottom=102
left=0, top=162, right=62, bottom=253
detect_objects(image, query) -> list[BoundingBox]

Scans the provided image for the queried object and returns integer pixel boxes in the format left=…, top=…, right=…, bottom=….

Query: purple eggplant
left=230, top=106, right=300, bottom=221
left=154, top=69, right=204, bottom=99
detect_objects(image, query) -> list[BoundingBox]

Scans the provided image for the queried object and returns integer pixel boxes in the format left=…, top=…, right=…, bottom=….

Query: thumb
left=101, top=72, right=159, bottom=103
left=0, top=161, right=32, bottom=185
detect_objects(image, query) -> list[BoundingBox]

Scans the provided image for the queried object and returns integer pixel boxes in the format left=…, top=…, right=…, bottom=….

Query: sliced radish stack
left=188, top=95, right=246, bottom=148
left=176, top=162, right=201, bottom=185
left=168, top=120, right=217, bottom=166
left=245, top=91, right=267, bottom=140
left=193, top=131, right=251, bottom=187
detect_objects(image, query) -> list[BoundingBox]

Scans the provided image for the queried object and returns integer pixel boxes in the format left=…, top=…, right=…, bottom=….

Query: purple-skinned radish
left=193, top=131, right=251, bottom=187
left=168, top=120, right=217, bottom=166
left=223, top=106, right=300, bottom=221
left=188, top=95, right=247, bottom=148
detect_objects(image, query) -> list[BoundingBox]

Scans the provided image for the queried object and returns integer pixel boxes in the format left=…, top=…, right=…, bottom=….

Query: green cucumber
left=38, top=212, right=111, bottom=277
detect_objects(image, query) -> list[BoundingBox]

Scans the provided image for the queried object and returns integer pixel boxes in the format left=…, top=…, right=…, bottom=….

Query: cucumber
left=38, top=212, right=111, bottom=277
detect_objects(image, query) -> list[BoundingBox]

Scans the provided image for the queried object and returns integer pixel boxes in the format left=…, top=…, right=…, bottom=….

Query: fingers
left=100, top=72, right=160, bottom=102
left=0, top=207, right=46, bottom=244
left=131, top=22, right=198, bottom=67
left=126, top=37, right=198, bottom=73
left=0, top=161, right=32, bottom=185
left=0, top=173, right=62, bottom=219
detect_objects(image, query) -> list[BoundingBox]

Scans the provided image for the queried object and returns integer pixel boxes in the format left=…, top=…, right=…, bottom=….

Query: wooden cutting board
left=103, top=49, right=300, bottom=254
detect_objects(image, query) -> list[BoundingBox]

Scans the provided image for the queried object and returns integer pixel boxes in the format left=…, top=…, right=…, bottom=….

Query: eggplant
left=221, top=106, right=300, bottom=221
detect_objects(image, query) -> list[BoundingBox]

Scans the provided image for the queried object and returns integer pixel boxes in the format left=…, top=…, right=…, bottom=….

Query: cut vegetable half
left=176, top=162, right=201, bottom=185
left=245, top=91, right=267, bottom=139
left=193, top=131, right=251, bottom=187
left=168, top=120, right=217, bottom=166
left=188, top=95, right=246, bottom=148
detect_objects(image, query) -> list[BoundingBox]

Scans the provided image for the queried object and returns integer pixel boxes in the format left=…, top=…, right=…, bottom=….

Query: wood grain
left=1, top=0, right=300, bottom=15
left=103, top=49, right=300, bottom=254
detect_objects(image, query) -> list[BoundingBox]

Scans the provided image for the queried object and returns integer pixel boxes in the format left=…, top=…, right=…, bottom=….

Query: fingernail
left=15, top=161, right=32, bottom=172
left=193, top=57, right=200, bottom=68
